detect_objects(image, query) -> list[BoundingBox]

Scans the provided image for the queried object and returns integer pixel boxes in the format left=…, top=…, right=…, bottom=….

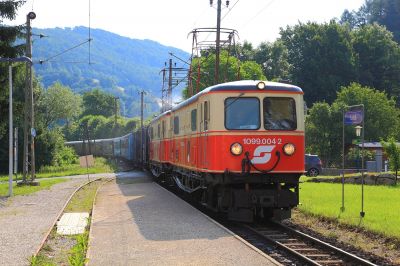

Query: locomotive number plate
left=242, top=138, right=282, bottom=145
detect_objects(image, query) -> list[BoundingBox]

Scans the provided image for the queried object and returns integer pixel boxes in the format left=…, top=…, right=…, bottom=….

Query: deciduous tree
left=381, top=137, right=400, bottom=184
left=280, top=21, right=356, bottom=104
left=82, top=88, right=118, bottom=117
left=37, top=82, right=82, bottom=128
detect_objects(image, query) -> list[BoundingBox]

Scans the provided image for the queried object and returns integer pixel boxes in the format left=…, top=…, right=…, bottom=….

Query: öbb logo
left=251, top=145, right=275, bottom=164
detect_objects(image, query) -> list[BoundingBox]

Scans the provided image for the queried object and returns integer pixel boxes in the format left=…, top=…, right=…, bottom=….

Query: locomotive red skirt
left=148, top=80, right=305, bottom=222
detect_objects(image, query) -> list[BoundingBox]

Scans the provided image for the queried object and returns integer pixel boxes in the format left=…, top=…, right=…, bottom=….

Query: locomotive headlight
left=257, top=81, right=265, bottom=90
left=283, top=143, right=295, bottom=156
left=230, top=142, right=243, bottom=156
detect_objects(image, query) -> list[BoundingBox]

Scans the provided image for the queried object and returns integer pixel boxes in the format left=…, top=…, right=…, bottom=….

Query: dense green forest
left=1, top=0, right=400, bottom=173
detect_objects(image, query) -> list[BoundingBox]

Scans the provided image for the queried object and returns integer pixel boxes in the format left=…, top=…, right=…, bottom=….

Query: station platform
left=86, top=171, right=280, bottom=265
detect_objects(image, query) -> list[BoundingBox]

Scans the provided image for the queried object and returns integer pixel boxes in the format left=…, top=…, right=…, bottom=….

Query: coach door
left=199, top=100, right=209, bottom=169
left=160, top=120, right=165, bottom=161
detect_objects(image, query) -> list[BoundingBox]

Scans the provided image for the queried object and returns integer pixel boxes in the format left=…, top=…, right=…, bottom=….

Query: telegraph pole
left=22, top=12, right=37, bottom=184
left=215, top=0, right=222, bottom=84
left=168, top=59, right=173, bottom=109
left=160, top=58, right=188, bottom=110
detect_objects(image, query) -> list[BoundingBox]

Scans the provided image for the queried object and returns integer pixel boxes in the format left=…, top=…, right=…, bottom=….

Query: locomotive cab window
left=264, top=97, right=297, bottom=130
left=225, top=97, right=260, bottom=130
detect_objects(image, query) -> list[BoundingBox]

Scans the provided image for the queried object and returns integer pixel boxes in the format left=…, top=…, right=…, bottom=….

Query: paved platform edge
left=85, top=177, right=116, bottom=266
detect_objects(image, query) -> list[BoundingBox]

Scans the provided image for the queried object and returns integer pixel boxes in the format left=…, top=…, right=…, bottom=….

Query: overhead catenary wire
left=37, top=39, right=91, bottom=64
left=88, top=0, right=92, bottom=64
left=242, top=0, right=276, bottom=27
left=34, top=0, right=93, bottom=65
left=221, top=0, right=240, bottom=21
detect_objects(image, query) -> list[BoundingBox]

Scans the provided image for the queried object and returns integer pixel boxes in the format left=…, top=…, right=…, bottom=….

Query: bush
left=52, top=145, right=78, bottom=166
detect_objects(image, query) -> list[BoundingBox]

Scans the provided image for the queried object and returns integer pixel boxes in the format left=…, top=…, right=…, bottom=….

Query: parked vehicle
left=305, top=154, right=322, bottom=176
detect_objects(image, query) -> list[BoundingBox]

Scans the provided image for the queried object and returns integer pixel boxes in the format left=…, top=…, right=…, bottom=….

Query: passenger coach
left=148, top=80, right=305, bottom=222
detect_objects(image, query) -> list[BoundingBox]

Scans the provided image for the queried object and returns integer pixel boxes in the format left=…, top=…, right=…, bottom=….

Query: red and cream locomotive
left=147, top=80, right=304, bottom=222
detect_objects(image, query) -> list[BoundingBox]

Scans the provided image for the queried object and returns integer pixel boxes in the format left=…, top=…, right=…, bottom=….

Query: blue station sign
left=344, top=110, right=363, bottom=125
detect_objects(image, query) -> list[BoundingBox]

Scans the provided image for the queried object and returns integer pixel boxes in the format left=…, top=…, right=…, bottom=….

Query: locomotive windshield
left=264, top=97, right=297, bottom=130
left=225, top=97, right=260, bottom=130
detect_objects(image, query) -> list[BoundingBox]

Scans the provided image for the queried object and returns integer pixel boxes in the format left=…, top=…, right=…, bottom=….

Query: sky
left=8, top=0, right=366, bottom=52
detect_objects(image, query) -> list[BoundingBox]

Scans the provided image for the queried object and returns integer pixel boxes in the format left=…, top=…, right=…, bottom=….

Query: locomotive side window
left=191, top=109, right=197, bottom=131
left=225, top=97, right=260, bottom=130
left=264, top=97, right=297, bottom=130
left=204, top=101, right=209, bottom=130
left=157, top=124, right=160, bottom=138
left=174, top=116, right=180, bottom=135
left=149, top=126, right=154, bottom=140
left=162, top=120, right=165, bottom=139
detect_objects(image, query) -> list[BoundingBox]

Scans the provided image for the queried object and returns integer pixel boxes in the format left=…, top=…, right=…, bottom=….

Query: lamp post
left=342, top=104, right=365, bottom=214
left=355, top=125, right=362, bottom=172
left=355, top=124, right=365, bottom=218
left=0, top=56, right=33, bottom=196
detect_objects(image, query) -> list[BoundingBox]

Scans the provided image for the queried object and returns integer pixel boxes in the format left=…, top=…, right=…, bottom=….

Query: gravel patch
left=0, top=177, right=89, bottom=266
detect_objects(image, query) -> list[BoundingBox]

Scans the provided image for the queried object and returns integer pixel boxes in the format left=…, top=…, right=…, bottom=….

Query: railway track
left=157, top=180, right=386, bottom=265
left=228, top=221, right=380, bottom=266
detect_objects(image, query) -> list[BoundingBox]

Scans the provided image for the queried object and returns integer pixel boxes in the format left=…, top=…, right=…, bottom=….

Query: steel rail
left=276, top=222, right=378, bottom=266
left=243, top=222, right=379, bottom=266
left=33, top=176, right=113, bottom=257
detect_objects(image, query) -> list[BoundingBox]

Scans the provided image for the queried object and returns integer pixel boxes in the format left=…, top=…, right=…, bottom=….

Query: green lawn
left=0, top=178, right=67, bottom=197
left=299, top=182, right=400, bottom=239
left=0, top=157, right=116, bottom=182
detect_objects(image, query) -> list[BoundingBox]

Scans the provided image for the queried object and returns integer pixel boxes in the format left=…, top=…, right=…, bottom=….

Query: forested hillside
left=32, top=26, right=189, bottom=116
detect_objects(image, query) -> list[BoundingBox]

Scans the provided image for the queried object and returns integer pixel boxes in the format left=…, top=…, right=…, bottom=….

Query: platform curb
left=85, top=176, right=116, bottom=265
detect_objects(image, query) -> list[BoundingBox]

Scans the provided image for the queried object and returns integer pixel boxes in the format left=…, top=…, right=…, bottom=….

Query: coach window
left=264, top=97, right=297, bottom=130
left=174, top=116, right=180, bottom=135
left=162, top=121, right=165, bottom=139
left=191, top=109, right=197, bottom=131
left=149, top=127, right=154, bottom=140
left=204, top=101, right=209, bottom=130
left=157, top=123, right=160, bottom=138
left=225, top=97, right=260, bottom=130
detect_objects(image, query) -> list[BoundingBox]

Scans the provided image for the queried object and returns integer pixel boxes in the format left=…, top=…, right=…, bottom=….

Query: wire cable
left=221, top=0, right=240, bottom=21
left=242, top=0, right=276, bottom=27
left=88, top=0, right=92, bottom=64
left=37, top=39, right=91, bottom=64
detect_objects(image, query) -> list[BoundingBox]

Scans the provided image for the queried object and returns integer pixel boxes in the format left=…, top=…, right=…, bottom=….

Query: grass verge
left=32, top=179, right=106, bottom=266
left=298, top=182, right=400, bottom=239
left=0, top=178, right=67, bottom=197
left=291, top=209, right=400, bottom=264
left=0, top=157, right=116, bottom=182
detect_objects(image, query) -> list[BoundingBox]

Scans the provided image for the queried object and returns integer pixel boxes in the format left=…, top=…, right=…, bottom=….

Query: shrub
left=52, top=145, right=78, bottom=166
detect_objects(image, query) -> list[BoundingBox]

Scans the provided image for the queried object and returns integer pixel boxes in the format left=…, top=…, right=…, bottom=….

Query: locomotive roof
left=150, top=80, right=302, bottom=123
left=173, top=80, right=302, bottom=111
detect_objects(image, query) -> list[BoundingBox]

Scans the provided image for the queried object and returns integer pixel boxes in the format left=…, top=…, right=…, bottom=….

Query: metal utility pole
left=22, top=12, right=37, bottom=183
left=0, top=56, right=32, bottom=195
left=160, top=58, right=188, bottom=111
left=168, top=59, right=173, bottom=109
left=140, top=90, right=145, bottom=165
left=114, top=97, right=119, bottom=130
left=9, top=65, right=13, bottom=196
left=215, top=0, right=222, bottom=84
